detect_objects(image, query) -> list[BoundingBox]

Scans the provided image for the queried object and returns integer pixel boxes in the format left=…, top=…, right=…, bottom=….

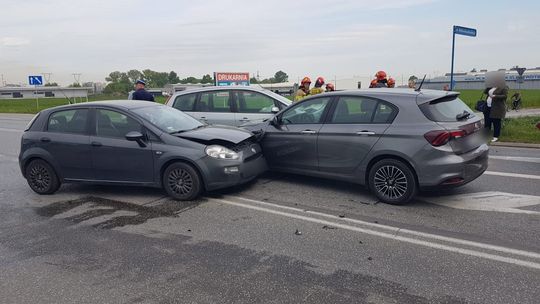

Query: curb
left=491, top=142, right=540, bottom=149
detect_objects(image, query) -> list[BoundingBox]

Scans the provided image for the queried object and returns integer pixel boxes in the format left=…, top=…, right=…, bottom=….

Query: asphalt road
left=1, top=113, right=539, bottom=304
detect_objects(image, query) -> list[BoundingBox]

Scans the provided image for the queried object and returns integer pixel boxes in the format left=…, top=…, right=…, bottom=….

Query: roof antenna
left=415, top=74, right=426, bottom=91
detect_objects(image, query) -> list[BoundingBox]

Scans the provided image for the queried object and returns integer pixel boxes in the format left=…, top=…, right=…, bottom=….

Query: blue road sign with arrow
left=28, top=75, right=43, bottom=86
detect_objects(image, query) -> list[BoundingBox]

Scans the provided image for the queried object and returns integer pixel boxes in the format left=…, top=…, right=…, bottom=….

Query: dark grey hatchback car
left=244, top=89, right=489, bottom=204
left=19, top=100, right=267, bottom=200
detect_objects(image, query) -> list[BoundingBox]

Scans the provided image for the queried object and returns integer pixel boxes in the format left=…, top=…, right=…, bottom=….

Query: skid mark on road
left=36, top=196, right=205, bottom=229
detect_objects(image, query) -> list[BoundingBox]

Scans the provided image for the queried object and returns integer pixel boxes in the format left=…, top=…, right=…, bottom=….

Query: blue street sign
left=450, top=25, right=477, bottom=90
left=28, top=75, right=43, bottom=86
left=453, top=25, right=477, bottom=37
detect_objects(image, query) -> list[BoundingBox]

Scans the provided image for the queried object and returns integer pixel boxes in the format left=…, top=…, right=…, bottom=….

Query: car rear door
left=317, top=96, right=395, bottom=175
left=232, top=90, right=280, bottom=125
left=261, top=96, right=332, bottom=172
left=191, top=90, right=236, bottom=125
left=89, top=108, right=154, bottom=183
left=43, top=108, right=93, bottom=180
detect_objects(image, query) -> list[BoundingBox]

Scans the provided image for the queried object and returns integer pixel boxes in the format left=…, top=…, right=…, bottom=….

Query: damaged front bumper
left=197, top=143, right=268, bottom=191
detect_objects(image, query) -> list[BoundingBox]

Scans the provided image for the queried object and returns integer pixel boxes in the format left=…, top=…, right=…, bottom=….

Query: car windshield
left=132, top=105, right=204, bottom=133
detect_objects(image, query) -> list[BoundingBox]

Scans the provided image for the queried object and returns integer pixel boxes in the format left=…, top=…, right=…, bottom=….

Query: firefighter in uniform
left=369, top=71, right=388, bottom=88
left=294, top=77, right=311, bottom=102
left=309, top=77, right=325, bottom=96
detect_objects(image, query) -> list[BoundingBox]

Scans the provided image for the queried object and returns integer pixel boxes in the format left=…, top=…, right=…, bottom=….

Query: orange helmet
left=387, top=77, right=395, bottom=88
left=369, top=79, right=378, bottom=88
left=315, top=76, right=325, bottom=87
left=375, top=71, right=387, bottom=81
left=301, top=76, right=311, bottom=85
left=326, top=83, right=335, bottom=91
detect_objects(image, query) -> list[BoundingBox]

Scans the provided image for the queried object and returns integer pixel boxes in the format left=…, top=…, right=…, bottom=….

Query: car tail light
left=424, top=130, right=466, bottom=146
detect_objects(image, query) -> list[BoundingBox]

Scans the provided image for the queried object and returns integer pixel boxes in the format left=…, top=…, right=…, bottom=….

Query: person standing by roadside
left=132, top=80, right=155, bottom=102
left=483, top=86, right=508, bottom=142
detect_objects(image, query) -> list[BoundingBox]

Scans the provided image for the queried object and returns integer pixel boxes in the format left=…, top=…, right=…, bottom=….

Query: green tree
left=68, top=82, right=82, bottom=87
left=180, top=76, right=199, bottom=84
left=274, top=70, right=288, bottom=83
left=201, top=74, right=213, bottom=84
left=250, top=77, right=258, bottom=84
left=127, top=69, right=143, bottom=84
left=168, top=71, right=180, bottom=84
left=44, top=82, right=59, bottom=86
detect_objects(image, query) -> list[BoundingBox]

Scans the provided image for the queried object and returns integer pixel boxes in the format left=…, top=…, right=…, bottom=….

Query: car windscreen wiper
left=456, top=110, right=471, bottom=120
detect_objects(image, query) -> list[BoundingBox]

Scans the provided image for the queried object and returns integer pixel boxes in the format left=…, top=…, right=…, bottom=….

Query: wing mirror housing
left=270, top=115, right=281, bottom=126
left=125, top=131, right=147, bottom=147
left=271, top=106, right=280, bottom=114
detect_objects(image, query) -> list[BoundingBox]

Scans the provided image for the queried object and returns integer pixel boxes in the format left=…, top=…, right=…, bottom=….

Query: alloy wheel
left=373, top=165, right=408, bottom=200
left=168, top=168, right=194, bottom=196
left=29, top=164, right=51, bottom=192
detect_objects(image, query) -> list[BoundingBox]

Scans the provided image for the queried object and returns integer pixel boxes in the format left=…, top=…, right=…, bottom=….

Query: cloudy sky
left=1, top=0, right=539, bottom=85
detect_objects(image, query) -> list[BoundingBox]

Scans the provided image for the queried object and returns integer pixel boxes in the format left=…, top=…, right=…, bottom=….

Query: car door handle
left=300, top=130, right=318, bottom=134
left=356, top=131, right=376, bottom=135
left=199, top=116, right=207, bottom=120
left=239, top=117, right=250, bottom=122
left=91, top=141, right=102, bottom=147
left=40, top=137, right=51, bottom=142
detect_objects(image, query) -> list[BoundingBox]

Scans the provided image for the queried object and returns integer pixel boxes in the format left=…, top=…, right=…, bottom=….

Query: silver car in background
left=243, top=89, right=489, bottom=204
left=165, top=86, right=291, bottom=126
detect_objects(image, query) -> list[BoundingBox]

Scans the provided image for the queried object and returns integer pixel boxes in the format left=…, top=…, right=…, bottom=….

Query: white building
left=0, top=87, right=90, bottom=100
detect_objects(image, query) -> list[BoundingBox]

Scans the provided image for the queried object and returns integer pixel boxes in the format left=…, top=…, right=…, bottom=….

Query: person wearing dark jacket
left=483, top=86, right=508, bottom=142
left=132, top=80, right=155, bottom=102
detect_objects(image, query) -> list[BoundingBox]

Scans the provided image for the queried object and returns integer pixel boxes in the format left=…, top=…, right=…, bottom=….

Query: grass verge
left=0, top=95, right=166, bottom=114
left=498, top=116, right=540, bottom=144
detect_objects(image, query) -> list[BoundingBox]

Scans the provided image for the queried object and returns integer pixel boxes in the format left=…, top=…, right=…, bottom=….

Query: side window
left=236, top=91, right=276, bottom=113
left=173, top=93, right=196, bottom=111
left=281, top=97, right=331, bottom=125
left=373, top=102, right=397, bottom=123
left=331, top=97, right=378, bottom=124
left=197, top=91, right=231, bottom=113
left=48, top=109, right=88, bottom=134
left=96, top=109, right=142, bottom=138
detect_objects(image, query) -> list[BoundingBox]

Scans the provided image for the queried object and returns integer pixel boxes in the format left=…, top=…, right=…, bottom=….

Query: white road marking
left=490, top=155, right=540, bottom=163
left=228, top=195, right=540, bottom=259
left=0, top=127, right=23, bottom=133
left=422, top=192, right=540, bottom=215
left=485, top=171, right=540, bottom=180
left=214, top=197, right=540, bottom=270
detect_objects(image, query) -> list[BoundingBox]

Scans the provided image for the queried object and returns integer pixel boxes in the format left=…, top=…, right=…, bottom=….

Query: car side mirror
left=270, top=115, right=281, bottom=126
left=271, top=106, right=280, bottom=114
left=125, top=131, right=147, bottom=147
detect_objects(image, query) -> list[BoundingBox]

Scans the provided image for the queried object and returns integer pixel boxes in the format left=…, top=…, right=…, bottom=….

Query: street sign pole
left=450, top=31, right=456, bottom=90
left=35, top=85, right=39, bottom=111
left=450, top=25, right=477, bottom=91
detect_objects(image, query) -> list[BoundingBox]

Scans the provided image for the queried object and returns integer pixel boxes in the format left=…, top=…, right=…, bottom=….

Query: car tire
left=368, top=159, right=417, bottom=205
left=25, top=159, right=61, bottom=195
left=163, top=162, right=202, bottom=201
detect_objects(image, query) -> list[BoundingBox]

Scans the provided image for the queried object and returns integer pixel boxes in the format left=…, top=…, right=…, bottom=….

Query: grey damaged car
left=243, top=89, right=489, bottom=204
left=19, top=101, right=267, bottom=200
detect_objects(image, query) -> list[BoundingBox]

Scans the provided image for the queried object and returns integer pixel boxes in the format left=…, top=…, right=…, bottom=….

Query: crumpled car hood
left=177, top=125, right=254, bottom=145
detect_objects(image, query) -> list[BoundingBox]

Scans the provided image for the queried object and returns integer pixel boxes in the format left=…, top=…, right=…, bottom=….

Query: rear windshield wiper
left=456, top=110, right=471, bottom=120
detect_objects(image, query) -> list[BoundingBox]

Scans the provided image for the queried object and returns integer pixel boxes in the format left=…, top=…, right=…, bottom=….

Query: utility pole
left=72, top=73, right=82, bottom=85
left=42, top=72, right=52, bottom=84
